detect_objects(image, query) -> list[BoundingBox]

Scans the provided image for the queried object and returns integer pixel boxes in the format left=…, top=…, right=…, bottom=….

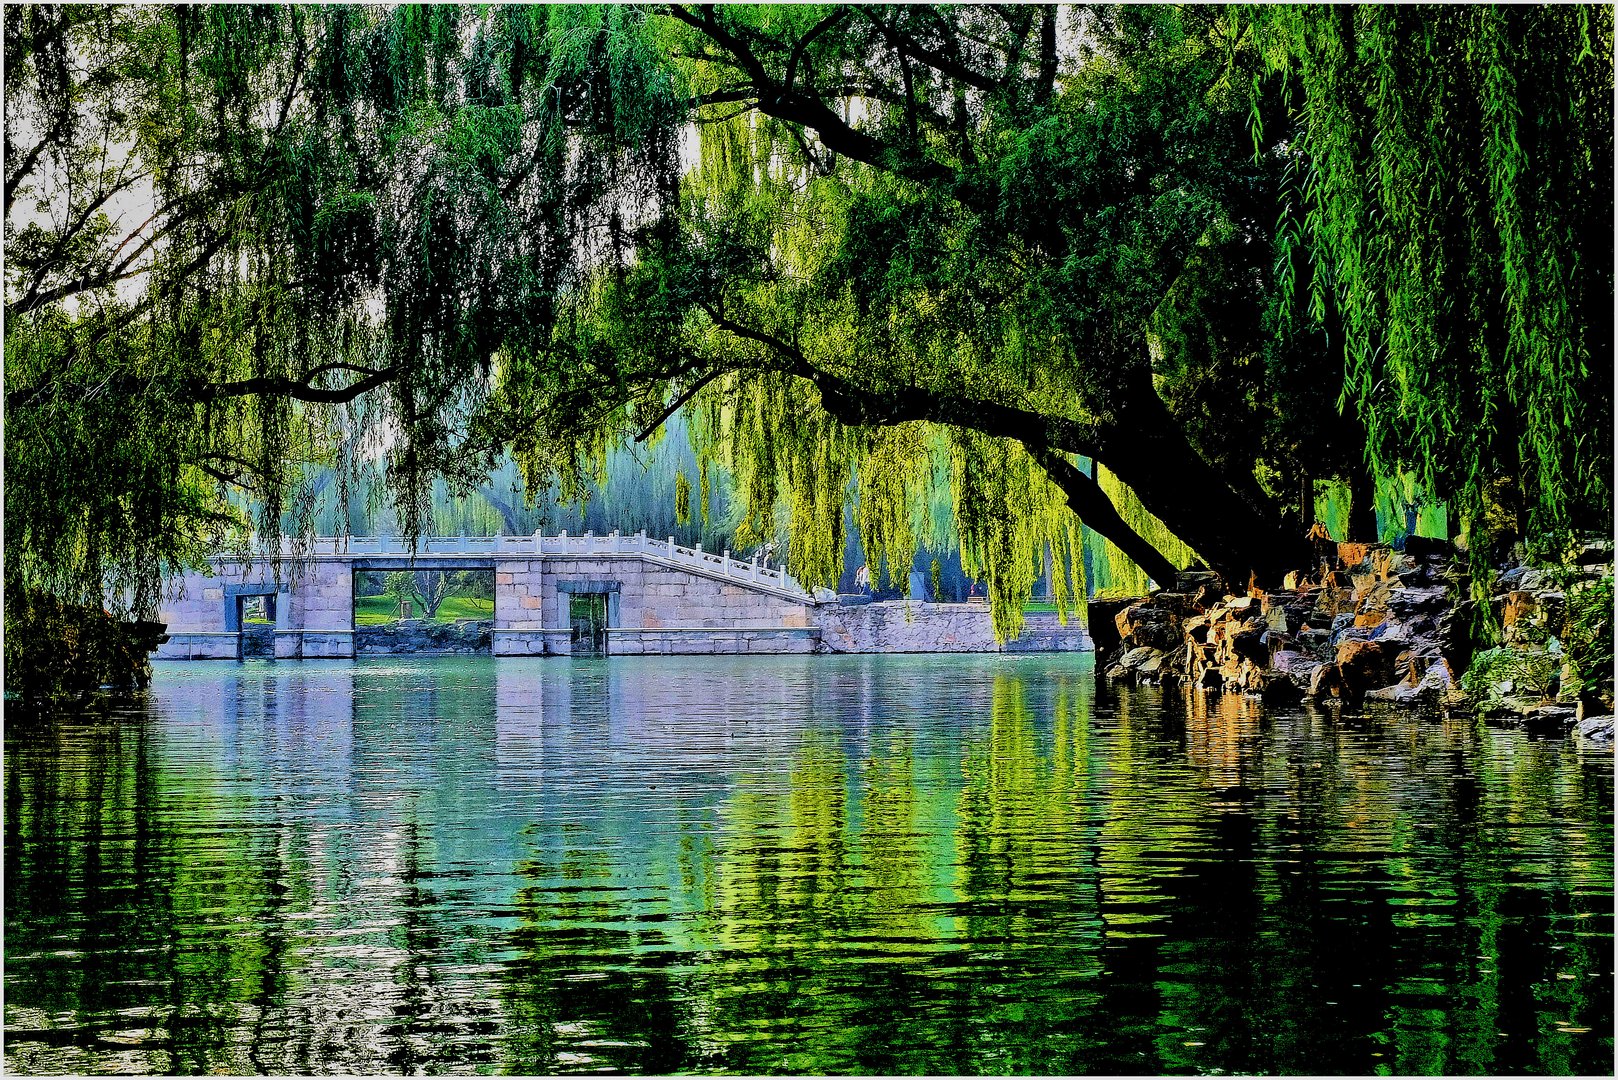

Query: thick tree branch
left=196, top=460, right=258, bottom=491
left=666, top=4, right=954, bottom=185
left=784, top=9, right=850, bottom=95
left=1035, top=6, right=1058, bottom=105
left=4, top=109, right=72, bottom=214
left=1026, top=448, right=1178, bottom=587
left=189, top=365, right=400, bottom=406
left=857, top=10, right=1002, bottom=93
left=690, top=303, right=1186, bottom=581
left=634, top=368, right=726, bottom=442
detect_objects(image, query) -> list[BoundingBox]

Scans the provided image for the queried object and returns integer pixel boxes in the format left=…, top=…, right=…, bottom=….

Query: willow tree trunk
left=1093, top=380, right=1311, bottom=588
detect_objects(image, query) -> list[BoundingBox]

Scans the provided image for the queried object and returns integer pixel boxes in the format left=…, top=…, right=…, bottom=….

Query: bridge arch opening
left=353, top=568, right=496, bottom=655
left=238, top=594, right=275, bottom=658
left=556, top=579, right=621, bottom=656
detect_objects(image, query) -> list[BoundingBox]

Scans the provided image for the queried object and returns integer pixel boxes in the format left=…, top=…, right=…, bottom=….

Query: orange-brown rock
left=1335, top=639, right=1397, bottom=697
left=1337, top=541, right=1374, bottom=568
left=1310, top=663, right=1345, bottom=698
left=1501, top=590, right=1537, bottom=628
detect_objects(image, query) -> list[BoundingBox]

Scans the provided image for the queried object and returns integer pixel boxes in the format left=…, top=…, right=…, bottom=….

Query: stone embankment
left=356, top=620, right=493, bottom=655
left=816, top=601, right=1092, bottom=653
left=1096, top=537, right=1613, bottom=745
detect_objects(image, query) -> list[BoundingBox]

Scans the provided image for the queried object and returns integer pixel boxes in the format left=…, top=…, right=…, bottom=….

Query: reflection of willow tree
left=695, top=733, right=861, bottom=1073
left=3, top=715, right=283, bottom=1074
left=675, top=673, right=1118, bottom=1073
left=503, top=829, right=695, bottom=1075
left=948, top=673, right=1108, bottom=1072
left=384, top=819, right=444, bottom=1076
left=10, top=668, right=536, bottom=1076
left=495, top=662, right=1610, bottom=1075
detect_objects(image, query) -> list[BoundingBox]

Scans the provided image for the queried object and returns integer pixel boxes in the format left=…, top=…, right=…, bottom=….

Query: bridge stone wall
left=155, top=538, right=821, bottom=660
left=816, top=602, right=1093, bottom=653
left=494, top=556, right=818, bottom=656
left=156, top=559, right=354, bottom=660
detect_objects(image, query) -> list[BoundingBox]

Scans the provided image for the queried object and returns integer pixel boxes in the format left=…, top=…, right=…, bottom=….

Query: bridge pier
left=285, top=561, right=355, bottom=658
left=157, top=560, right=356, bottom=659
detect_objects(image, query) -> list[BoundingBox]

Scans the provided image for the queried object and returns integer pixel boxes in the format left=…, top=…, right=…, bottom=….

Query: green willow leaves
left=6, top=4, right=1610, bottom=647
left=1252, top=4, right=1613, bottom=576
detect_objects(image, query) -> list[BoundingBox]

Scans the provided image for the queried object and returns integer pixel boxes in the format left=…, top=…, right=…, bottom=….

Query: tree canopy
left=6, top=4, right=1611, bottom=642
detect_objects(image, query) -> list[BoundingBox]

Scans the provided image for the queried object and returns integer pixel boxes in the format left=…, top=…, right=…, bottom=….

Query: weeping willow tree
left=486, top=4, right=1338, bottom=642
left=5, top=5, right=680, bottom=619
left=1250, top=4, right=1614, bottom=575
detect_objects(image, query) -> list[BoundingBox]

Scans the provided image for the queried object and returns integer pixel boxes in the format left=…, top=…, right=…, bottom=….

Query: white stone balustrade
left=270, top=531, right=809, bottom=597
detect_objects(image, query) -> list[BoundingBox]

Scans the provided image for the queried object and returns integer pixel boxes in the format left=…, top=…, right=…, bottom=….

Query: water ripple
left=5, top=654, right=1612, bottom=1075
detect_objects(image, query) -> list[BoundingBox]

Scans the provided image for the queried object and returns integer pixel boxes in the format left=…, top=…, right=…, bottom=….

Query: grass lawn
left=355, top=593, right=494, bottom=625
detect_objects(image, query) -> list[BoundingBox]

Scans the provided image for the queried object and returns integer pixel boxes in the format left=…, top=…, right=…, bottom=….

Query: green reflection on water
left=4, top=655, right=1612, bottom=1075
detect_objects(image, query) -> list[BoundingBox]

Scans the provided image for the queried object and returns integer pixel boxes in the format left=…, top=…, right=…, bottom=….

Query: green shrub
left=1461, top=645, right=1557, bottom=702
left=1563, top=575, right=1615, bottom=705
left=4, top=585, right=164, bottom=701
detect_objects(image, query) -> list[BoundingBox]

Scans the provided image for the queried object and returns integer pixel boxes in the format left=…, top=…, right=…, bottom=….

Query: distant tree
left=409, top=571, right=451, bottom=620
left=383, top=572, right=417, bottom=618
left=449, top=569, right=493, bottom=605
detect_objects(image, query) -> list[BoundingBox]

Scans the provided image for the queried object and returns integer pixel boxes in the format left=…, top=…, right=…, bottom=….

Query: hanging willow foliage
left=528, top=96, right=1105, bottom=640
left=1086, top=464, right=1200, bottom=600
left=7, top=4, right=684, bottom=620
left=673, top=471, right=692, bottom=525
left=951, top=433, right=1087, bottom=642
left=1250, top=5, right=1613, bottom=578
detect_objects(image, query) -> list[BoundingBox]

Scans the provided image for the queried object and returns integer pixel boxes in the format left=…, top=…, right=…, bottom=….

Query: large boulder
left=1367, top=660, right=1453, bottom=705
left=1576, top=715, right=1614, bottom=745
left=1309, top=662, right=1345, bottom=699
left=1388, top=585, right=1448, bottom=620
left=1115, top=601, right=1181, bottom=651
left=1336, top=639, right=1398, bottom=697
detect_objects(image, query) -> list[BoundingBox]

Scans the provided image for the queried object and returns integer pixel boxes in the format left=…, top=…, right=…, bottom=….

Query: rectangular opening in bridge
left=569, top=593, right=609, bottom=656
left=238, top=594, right=275, bottom=659
left=352, top=569, right=495, bottom=654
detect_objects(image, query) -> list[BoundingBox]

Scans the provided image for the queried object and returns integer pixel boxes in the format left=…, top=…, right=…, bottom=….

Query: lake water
left=4, top=655, right=1612, bottom=1075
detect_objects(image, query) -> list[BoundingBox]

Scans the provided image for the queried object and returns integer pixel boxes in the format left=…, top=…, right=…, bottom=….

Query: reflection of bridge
left=157, top=532, right=821, bottom=660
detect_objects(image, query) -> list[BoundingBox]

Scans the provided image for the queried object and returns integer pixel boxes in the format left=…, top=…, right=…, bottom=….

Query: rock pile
left=1101, top=536, right=1614, bottom=740
left=1106, top=539, right=1458, bottom=705
left=1462, top=537, right=1615, bottom=732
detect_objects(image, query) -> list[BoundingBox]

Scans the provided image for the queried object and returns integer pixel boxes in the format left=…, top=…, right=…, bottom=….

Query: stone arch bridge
left=156, top=532, right=821, bottom=659
left=155, top=531, right=1093, bottom=659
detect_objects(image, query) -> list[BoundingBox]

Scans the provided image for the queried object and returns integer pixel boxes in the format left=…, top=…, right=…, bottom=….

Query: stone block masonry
left=816, top=602, right=1092, bottom=653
